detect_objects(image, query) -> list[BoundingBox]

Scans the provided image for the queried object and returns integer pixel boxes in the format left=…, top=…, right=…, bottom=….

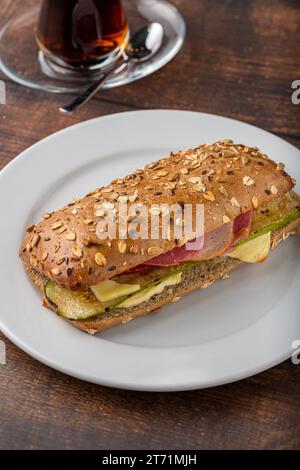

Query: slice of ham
left=144, top=222, right=233, bottom=266
left=144, top=210, right=253, bottom=267
left=233, top=210, right=253, bottom=243
left=187, top=222, right=234, bottom=262
left=143, top=243, right=203, bottom=267
left=225, top=210, right=254, bottom=254
left=122, top=264, right=151, bottom=274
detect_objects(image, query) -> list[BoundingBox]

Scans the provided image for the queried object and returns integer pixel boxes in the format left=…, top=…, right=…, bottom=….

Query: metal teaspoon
left=59, top=22, right=164, bottom=114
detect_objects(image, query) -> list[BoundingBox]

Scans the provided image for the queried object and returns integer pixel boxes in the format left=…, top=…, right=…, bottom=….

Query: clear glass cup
left=36, top=0, right=129, bottom=72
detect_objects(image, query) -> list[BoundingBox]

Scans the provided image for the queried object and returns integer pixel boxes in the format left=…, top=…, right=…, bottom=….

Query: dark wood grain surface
left=0, top=0, right=299, bottom=450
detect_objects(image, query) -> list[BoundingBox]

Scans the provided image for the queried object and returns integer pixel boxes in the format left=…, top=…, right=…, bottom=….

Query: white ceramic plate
left=0, top=110, right=299, bottom=391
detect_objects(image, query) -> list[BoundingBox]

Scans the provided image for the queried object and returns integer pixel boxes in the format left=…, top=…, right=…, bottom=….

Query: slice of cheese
left=118, top=272, right=182, bottom=309
left=91, top=279, right=140, bottom=302
left=227, top=231, right=271, bottom=263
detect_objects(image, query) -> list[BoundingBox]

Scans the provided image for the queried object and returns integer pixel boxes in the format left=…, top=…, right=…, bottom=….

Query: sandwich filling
left=45, top=191, right=300, bottom=321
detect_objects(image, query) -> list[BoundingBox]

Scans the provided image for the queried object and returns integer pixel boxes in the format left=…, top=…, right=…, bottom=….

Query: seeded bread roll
left=20, top=140, right=294, bottom=290
left=23, top=219, right=300, bottom=334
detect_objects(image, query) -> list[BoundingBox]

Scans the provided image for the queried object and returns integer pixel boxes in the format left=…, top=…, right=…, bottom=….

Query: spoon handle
left=59, top=60, right=128, bottom=114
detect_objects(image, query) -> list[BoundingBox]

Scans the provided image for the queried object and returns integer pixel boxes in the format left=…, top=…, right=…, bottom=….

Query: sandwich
left=20, top=140, right=300, bottom=334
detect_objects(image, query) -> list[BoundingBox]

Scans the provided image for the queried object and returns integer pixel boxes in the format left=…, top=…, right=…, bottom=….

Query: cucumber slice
left=45, top=281, right=105, bottom=320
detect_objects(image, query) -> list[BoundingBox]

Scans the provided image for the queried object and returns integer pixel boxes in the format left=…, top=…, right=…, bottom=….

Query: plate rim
left=0, top=323, right=293, bottom=392
left=1, top=108, right=299, bottom=177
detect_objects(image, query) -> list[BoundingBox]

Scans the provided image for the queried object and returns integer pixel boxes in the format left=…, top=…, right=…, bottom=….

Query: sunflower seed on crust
left=189, top=176, right=202, bottom=184
left=203, top=191, right=215, bottom=202
left=26, top=224, right=35, bottom=233
left=147, top=246, right=162, bottom=256
left=276, top=163, right=285, bottom=171
left=118, top=241, right=127, bottom=254
left=51, top=221, right=63, bottom=230
left=129, top=245, right=138, bottom=255
left=31, top=233, right=40, bottom=248
left=156, top=170, right=168, bottom=177
left=29, top=256, right=38, bottom=267
left=271, top=185, right=278, bottom=195
left=192, top=183, right=206, bottom=193
left=51, top=268, right=61, bottom=276
left=95, top=252, right=107, bottom=266
left=223, top=215, right=231, bottom=224
left=231, top=197, right=240, bottom=208
left=252, top=196, right=259, bottom=209
left=243, top=176, right=255, bottom=186
left=219, top=185, right=228, bottom=197
left=72, top=245, right=83, bottom=258
left=129, top=193, right=138, bottom=203
left=66, top=232, right=76, bottom=241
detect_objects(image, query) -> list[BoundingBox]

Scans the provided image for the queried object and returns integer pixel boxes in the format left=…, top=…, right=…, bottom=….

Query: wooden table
left=0, top=0, right=299, bottom=450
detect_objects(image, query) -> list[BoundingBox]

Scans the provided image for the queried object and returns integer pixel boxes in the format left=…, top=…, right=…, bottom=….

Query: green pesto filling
left=236, top=209, right=300, bottom=247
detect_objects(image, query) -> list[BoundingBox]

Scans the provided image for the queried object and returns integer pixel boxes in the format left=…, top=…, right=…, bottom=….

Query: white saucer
left=0, top=0, right=185, bottom=94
